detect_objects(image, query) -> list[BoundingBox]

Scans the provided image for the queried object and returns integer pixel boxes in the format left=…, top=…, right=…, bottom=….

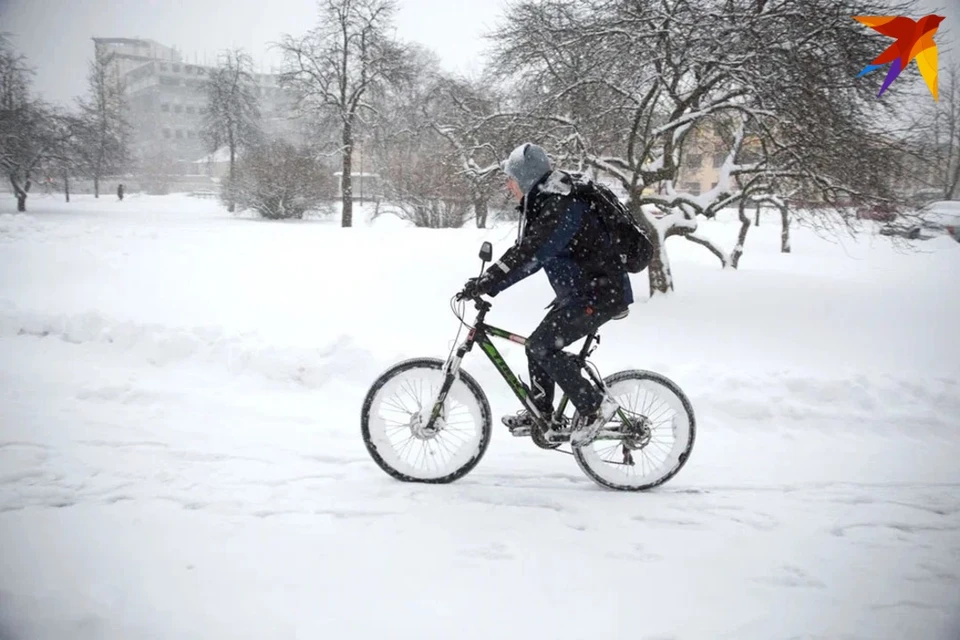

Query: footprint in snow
left=605, top=544, right=664, bottom=563
left=631, top=514, right=704, bottom=527
left=461, top=542, right=513, bottom=561
left=697, top=505, right=780, bottom=531
left=0, top=441, right=51, bottom=452
left=904, top=562, right=959, bottom=585
left=753, top=565, right=826, bottom=589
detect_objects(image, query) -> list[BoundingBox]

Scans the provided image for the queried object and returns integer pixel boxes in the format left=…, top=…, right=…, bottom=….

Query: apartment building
left=92, top=37, right=302, bottom=169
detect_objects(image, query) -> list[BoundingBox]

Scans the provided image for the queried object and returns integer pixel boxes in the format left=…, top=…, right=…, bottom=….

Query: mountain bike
left=360, top=241, right=696, bottom=491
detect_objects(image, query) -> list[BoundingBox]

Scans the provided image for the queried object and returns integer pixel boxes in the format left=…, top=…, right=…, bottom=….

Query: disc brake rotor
left=620, top=412, right=653, bottom=450
left=409, top=405, right=446, bottom=440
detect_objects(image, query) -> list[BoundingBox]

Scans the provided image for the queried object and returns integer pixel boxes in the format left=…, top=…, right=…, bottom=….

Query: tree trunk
left=474, top=197, right=488, bottom=229
left=948, top=155, right=960, bottom=200
left=647, top=234, right=673, bottom=295
left=730, top=200, right=752, bottom=269
left=94, top=175, right=100, bottom=199
left=228, top=137, right=236, bottom=213
left=64, top=171, right=70, bottom=203
left=755, top=203, right=760, bottom=226
left=341, top=123, right=354, bottom=227
left=629, top=196, right=672, bottom=296
left=10, top=175, right=29, bottom=212
left=780, top=204, right=791, bottom=253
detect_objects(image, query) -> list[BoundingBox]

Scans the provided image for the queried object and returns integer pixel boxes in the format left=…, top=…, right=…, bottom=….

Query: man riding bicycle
left=458, top=142, right=634, bottom=446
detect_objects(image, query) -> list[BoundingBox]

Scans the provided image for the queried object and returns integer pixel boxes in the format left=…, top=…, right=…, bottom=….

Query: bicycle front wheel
left=572, top=369, right=696, bottom=491
left=361, top=358, right=492, bottom=483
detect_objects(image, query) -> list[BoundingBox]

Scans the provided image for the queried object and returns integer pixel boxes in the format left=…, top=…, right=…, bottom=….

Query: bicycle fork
left=423, top=329, right=551, bottom=433
left=422, top=336, right=472, bottom=432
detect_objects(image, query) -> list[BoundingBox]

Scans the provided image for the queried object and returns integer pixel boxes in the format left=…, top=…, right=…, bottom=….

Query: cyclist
left=457, top=142, right=633, bottom=446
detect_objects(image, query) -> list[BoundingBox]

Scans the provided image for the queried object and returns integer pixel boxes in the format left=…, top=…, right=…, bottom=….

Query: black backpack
left=567, top=172, right=654, bottom=273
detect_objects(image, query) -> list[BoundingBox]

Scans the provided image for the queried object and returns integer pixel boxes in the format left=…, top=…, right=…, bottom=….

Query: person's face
left=507, top=177, right=523, bottom=202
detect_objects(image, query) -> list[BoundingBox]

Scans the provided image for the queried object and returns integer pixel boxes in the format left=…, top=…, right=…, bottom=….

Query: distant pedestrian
left=117, top=184, right=125, bottom=201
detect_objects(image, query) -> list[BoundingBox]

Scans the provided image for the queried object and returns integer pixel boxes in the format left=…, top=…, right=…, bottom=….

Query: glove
left=457, top=276, right=489, bottom=301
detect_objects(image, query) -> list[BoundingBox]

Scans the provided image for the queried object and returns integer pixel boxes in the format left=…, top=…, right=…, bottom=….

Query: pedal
left=507, top=426, right=531, bottom=437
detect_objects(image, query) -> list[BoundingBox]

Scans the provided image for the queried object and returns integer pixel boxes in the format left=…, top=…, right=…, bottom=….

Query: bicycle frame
left=425, top=298, right=605, bottom=433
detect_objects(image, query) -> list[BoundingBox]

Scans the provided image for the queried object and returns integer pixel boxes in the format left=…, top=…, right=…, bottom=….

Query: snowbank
left=0, top=307, right=382, bottom=390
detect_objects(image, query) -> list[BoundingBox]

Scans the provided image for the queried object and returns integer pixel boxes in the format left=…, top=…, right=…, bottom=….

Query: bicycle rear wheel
left=361, top=358, right=492, bottom=483
left=572, top=369, right=695, bottom=491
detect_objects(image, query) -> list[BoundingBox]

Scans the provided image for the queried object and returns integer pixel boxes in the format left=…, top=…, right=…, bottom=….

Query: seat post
left=579, top=330, right=598, bottom=358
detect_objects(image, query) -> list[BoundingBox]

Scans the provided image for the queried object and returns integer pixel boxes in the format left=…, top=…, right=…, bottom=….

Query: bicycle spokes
left=572, top=371, right=695, bottom=490
left=370, top=368, right=486, bottom=478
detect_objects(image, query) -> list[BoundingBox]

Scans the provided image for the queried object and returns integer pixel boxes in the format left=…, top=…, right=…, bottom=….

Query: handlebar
left=455, top=291, right=491, bottom=310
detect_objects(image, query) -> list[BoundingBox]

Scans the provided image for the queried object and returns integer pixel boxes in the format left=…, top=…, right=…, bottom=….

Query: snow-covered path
left=1, top=196, right=959, bottom=639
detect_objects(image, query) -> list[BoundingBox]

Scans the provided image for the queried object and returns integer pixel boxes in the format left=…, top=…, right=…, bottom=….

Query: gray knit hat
left=502, top=143, right=552, bottom=195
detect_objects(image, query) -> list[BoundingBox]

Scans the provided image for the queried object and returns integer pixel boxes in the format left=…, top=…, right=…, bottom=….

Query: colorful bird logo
left=854, top=14, right=945, bottom=101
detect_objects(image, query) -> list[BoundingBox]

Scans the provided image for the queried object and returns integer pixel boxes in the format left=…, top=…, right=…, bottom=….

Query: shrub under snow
left=225, top=140, right=334, bottom=220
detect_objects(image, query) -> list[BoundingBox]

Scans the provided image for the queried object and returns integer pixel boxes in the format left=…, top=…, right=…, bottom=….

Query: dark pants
left=525, top=300, right=623, bottom=417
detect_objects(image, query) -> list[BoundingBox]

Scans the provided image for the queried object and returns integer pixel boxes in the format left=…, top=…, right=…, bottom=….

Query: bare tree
left=428, top=73, right=511, bottom=228
left=3, top=105, right=78, bottom=212
left=277, top=0, right=411, bottom=227
left=941, top=63, right=960, bottom=200
left=0, top=35, right=76, bottom=212
left=0, top=33, right=35, bottom=210
left=76, top=43, right=130, bottom=198
left=489, top=0, right=917, bottom=295
left=0, top=33, right=29, bottom=169
left=43, top=112, right=87, bottom=203
left=201, top=49, right=262, bottom=213
left=908, top=61, right=960, bottom=200
left=366, top=47, right=473, bottom=228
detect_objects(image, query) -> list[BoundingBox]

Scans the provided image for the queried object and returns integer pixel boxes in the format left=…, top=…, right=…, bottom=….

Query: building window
left=175, top=130, right=183, bottom=139
left=159, top=63, right=168, bottom=71
left=187, top=130, right=195, bottom=139
left=186, top=106, right=195, bottom=114
left=161, top=103, right=169, bottom=112
left=199, top=106, right=207, bottom=115
left=173, top=64, right=181, bottom=72
left=162, top=128, right=171, bottom=139
left=686, top=153, right=703, bottom=167
left=682, top=181, right=701, bottom=195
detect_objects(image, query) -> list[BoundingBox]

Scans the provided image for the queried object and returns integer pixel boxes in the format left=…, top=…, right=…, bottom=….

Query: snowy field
left=1, top=193, right=959, bottom=640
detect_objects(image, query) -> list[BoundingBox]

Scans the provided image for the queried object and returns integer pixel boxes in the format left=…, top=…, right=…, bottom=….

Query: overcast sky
left=0, top=0, right=510, bottom=105
left=0, top=0, right=957, bottom=107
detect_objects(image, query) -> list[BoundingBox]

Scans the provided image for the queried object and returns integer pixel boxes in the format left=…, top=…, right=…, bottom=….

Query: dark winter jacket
left=481, top=171, right=634, bottom=311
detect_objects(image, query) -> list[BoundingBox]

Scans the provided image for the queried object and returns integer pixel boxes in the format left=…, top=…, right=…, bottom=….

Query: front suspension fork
left=424, top=340, right=471, bottom=430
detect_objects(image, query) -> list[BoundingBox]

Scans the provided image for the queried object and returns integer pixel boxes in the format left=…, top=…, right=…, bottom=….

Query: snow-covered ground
left=1, top=193, right=958, bottom=640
